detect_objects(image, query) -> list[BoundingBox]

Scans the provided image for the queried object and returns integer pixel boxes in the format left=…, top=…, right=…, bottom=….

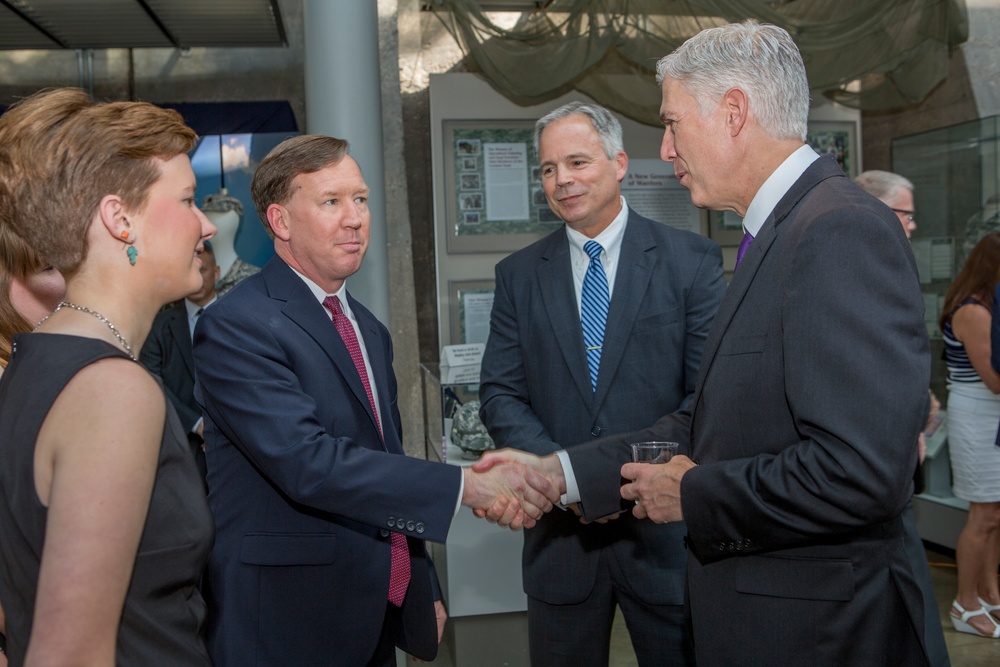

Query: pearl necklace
left=33, top=301, right=137, bottom=361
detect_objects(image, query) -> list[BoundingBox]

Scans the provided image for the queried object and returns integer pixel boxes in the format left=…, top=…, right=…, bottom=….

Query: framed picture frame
left=442, top=119, right=562, bottom=253
left=708, top=211, right=746, bottom=245
left=807, top=121, right=859, bottom=179
left=447, top=279, right=496, bottom=346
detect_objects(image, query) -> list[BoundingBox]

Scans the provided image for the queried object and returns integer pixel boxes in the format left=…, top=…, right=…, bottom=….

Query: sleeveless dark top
left=0, top=334, right=214, bottom=666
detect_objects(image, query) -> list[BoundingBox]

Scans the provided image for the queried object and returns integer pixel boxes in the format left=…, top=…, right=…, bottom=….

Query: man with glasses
left=854, top=170, right=917, bottom=238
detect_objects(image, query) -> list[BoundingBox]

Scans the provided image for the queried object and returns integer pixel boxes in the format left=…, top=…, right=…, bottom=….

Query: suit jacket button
left=406, top=520, right=416, bottom=531
left=716, top=542, right=726, bottom=552
left=387, top=517, right=396, bottom=528
left=591, top=426, right=601, bottom=437
left=416, top=523, right=425, bottom=534
left=379, top=529, right=390, bottom=537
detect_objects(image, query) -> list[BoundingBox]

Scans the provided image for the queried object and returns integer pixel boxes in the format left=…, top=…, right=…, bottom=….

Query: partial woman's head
left=0, top=88, right=198, bottom=277
left=656, top=20, right=809, bottom=142
left=0, top=225, right=66, bottom=367
left=534, top=101, right=624, bottom=160
left=940, top=231, right=1000, bottom=328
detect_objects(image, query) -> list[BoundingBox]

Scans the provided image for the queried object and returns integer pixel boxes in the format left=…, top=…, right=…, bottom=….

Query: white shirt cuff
left=554, top=449, right=581, bottom=506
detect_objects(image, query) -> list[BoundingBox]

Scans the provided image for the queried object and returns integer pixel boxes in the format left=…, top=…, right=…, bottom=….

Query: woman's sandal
left=951, top=600, right=1000, bottom=638
left=978, top=597, right=1000, bottom=623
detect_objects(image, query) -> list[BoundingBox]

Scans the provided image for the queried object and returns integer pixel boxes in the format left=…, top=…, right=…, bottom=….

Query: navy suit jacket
left=194, top=256, right=462, bottom=666
left=479, top=209, right=725, bottom=605
left=570, top=157, right=932, bottom=666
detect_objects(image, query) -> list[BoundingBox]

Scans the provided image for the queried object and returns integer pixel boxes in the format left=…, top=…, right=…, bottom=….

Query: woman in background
left=940, top=231, right=1000, bottom=638
left=0, top=88, right=215, bottom=665
left=0, top=226, right=65, bottom=372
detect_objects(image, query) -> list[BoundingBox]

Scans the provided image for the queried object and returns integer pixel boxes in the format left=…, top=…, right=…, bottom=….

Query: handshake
left=458, top=446, right=698, bottom=530
left=458, top=449, right=565, bottom=530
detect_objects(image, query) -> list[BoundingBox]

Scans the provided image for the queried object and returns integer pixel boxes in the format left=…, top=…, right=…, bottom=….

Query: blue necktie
left=581, top=240, right=610, bottom=391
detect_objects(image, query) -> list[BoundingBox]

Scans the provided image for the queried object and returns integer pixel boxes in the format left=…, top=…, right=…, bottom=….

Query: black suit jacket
left=570, top=157, right=932, bottom=666
left=479, top=210, right=724, bottom=606
left=194, top=257, right=462, bottom=666
left=140, top=301, right=208, bottom=480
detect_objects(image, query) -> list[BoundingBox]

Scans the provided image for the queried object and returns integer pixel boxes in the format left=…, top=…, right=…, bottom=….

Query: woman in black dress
left=0, top=88, right=216, bottom=665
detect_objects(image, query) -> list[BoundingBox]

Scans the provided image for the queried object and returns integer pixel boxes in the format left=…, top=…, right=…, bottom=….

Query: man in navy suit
left=140, top=240, right=220, bottom=482
left=480, top=21, right=943, bottom=666
left=479, top=101, right=724, bottom=666
left=193, top=135, right=558, bottom=667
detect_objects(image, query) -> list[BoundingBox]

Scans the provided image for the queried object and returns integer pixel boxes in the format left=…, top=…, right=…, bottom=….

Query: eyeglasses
left=891, top=208, right=916, bottom=223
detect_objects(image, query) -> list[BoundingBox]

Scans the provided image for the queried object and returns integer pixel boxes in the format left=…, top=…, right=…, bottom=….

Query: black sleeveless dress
left=0, top=334, right=214, bottom=666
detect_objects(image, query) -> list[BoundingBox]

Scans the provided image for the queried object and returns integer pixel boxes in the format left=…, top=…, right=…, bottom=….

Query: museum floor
left=413, top=546, right=1000, bottom=667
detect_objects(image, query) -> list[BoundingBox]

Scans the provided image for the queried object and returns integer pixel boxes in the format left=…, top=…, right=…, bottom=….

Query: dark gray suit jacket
left=479, top=209, right=725, bottom=606
left=570, top=157, right=932, bottom=666
left=140, top=301, right=200, bottom=431
left=140, top=301, right=209, bottom=481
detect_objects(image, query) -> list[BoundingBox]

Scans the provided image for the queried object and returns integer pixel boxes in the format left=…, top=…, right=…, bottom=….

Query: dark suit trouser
left=901, top=504, right=950, bottom=667
left=527, top=548, right=693, bottom=667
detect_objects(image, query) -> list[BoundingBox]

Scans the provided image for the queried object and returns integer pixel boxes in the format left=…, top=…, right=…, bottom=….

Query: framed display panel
left=448, top=279, right=496, bottom=345
left=807, top=121, right=859, bottom=179
left=443, top=119, right=563, bottom=253
left=709, top=210, right=746, bottom=245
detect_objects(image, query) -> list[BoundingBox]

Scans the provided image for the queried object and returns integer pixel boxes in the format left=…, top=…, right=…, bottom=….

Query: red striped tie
left=324, top=296, right=411, bottom=607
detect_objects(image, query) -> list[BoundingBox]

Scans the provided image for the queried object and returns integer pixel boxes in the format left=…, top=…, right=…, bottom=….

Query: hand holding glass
left=630, top=441, right=679, bottom=464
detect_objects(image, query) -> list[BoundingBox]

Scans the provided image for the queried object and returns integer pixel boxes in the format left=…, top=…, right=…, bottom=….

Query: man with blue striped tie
left=479, top=101, right=725, bottom=667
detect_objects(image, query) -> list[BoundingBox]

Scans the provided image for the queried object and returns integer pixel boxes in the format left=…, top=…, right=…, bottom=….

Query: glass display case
left=893, top=116, right=1000, bottom=548
left=418, top=362, right=530, bottom=666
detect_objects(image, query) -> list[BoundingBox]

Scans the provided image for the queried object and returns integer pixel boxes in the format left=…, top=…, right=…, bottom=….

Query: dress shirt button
left=387, top=517, right=396, bottom=528
left=591, top=426, right=602, bottom=437
left=406, top=520, right=416, bottom=531
left=416, top=523, right=425, bottom=534
left=379, top=529, right=390, bottom=537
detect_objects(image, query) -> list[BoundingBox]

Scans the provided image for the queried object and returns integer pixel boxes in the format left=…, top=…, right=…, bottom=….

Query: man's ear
left=267, top=204, right=291, bottom=242
left=723, top=87, right=749, bottom=137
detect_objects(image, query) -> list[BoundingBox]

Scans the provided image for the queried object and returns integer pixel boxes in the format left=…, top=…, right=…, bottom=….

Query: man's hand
left=469, top=449, right=567, bottom=527
left=620, top=455, right=697, bottom=523
left=461, top=450, right=561, bottom=530
left=567, top=502, right=623, bottom=525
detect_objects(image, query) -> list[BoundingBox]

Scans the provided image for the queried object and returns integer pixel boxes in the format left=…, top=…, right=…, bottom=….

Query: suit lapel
left=166, top=305, right=196, bottom=378
left=689, top=156, right=844, bottom=415
left=537, top=232, right=595, bottom=408
left=593, top=212, right=654, bottom=411
left=262, top=259, right=383, bottom=444
left=350, top=293, right=397, bottom=452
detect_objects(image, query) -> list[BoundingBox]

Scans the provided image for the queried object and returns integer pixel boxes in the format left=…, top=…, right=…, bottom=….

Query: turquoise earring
left=122, top=230, right=137, bottom=266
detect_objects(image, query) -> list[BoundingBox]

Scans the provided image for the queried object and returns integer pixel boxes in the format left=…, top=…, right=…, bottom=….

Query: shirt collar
left=742, top=144, right=819, bottom=237
left=289, top=266, right=350, bottom=316
left=564, top=195, right=629, bottom=255
left=185, top=296, right=215, bottom=319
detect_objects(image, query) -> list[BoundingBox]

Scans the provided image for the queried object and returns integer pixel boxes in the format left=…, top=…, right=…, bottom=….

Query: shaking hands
left=461, top=448, right=566, bottom=530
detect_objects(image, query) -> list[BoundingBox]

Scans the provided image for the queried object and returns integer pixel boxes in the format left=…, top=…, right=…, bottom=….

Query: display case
left=892, top=115, right=1000, bottom=548
left=419, top=362, right=530, bottom=667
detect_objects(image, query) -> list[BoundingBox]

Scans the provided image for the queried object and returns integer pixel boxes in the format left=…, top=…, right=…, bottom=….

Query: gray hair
left=656, top=20, right=810, bottom=142
left=853, top=170, right=914, bottom=203
left=534, top=101, right=624, bottom=160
